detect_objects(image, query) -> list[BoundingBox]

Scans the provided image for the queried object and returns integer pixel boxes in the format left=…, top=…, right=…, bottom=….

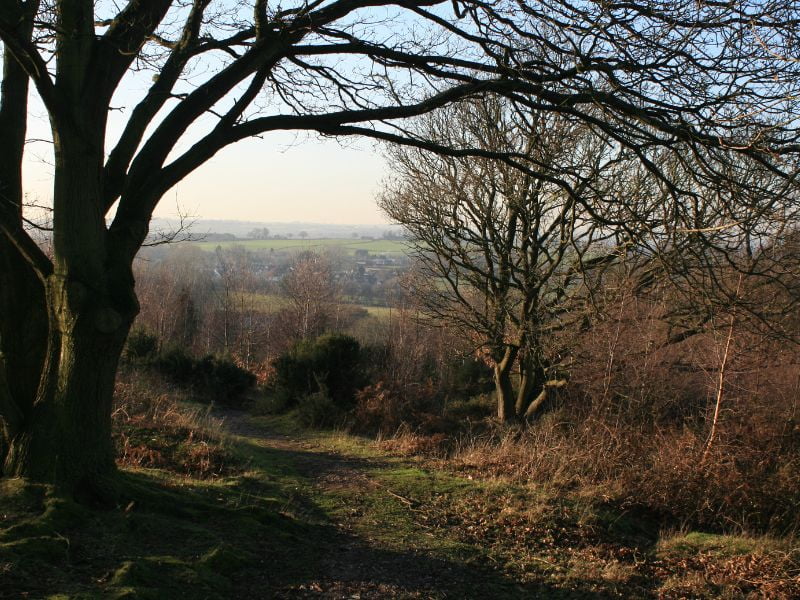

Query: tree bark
left=0, top=1, right=47, bottom=471
left=3, top=266, right=137, bottom=500
left=524, top=379, right=567, bottom=421
left=494, top=345, right=518, bottom=423
left=514, top=352, right=546, bottom=419
left=2, top=97, right=140, bottom=498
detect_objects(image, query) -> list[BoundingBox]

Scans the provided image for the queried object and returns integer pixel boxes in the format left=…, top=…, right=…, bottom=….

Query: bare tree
left=134, top=245, right=211, bottom=351
left=248, top=228, right=270, bottom=240
left=0, top=0, right=797, bottom=495
left=212, top=245, right=255, bottom=353
left=381, top=97, right=639, bottom=421
left=281, top=252, right=339, bottom=341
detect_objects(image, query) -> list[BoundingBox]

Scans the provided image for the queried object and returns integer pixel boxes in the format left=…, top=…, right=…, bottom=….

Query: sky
left=13, top=2, right=463, bottom=228
left=22, top=117, right=392, bottom=226
left=138, top=133, right=389, bottom=225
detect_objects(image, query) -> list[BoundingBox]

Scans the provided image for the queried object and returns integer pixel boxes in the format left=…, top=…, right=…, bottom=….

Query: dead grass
left=654, top=531, right=800, bottom=598
left=112, top=370, right=241, bottom=479
left=367, top=423, right=800, bottom=598
left=379, top=407, right=800, bottom=537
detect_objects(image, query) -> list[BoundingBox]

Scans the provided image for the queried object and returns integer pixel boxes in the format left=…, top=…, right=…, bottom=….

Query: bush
left=296, top=389, right=339, bottom=429
left=451, top=357, right=494, bottom=395
left=270, top=333, right=364, bottom=409
left=154, top=347, right=256, bottom=408
left=155, top=346, right=195, bottom=383
left=123, top=328, right=159, bottom=362
left=197, top=355, right=257, bottom=406
left=351, top=382, right=405, bottom=434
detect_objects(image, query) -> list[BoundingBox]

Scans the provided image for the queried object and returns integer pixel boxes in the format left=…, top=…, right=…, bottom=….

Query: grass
left=0, top=469, right=321, bottom=598
left=3, top=385, right=799, bottom=598
left=245, top=415, right=800, bottom=598
left=235, top=291, right=395, bottom=324
left=192, top=238, right=410, bottom=255
left=0, top=383, right=329, bottom=599
left=236, top=291, right=289, bottom=313
left=359, top=305, right=394, bottom=319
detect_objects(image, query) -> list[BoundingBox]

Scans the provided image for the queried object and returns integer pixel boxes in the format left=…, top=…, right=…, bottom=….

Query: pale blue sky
left=22, top=110, right=391, bottom=225
left=13, top=1, right=460, bottom=227
left=11, top=1, right=471, bottom=227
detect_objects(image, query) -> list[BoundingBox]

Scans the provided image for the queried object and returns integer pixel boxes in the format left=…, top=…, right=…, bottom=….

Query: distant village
left=138, top=221, right=412, bottom=308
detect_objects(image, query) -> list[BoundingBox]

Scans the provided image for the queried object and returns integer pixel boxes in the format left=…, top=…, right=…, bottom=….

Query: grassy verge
left=0, top=379, right=324, bottom=599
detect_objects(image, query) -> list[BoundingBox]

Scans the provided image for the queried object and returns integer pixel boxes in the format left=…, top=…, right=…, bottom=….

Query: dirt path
left=218, top=410, right=552, bottom=599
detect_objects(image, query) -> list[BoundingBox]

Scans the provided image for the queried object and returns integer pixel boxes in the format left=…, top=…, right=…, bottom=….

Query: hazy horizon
left=148, top=217, right=401, bottom=239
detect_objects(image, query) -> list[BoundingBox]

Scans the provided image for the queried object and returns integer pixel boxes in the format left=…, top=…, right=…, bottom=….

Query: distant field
left=238, top=292, right=288, bottom=313
left=238, top=292, right=393, bottom=320
left=192, top=238, right=410, bottom=255
left=358, top=305, right=394, bottom=319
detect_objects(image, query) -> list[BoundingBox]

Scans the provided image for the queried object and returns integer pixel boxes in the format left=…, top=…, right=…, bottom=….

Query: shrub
left=155, top=346, right=195, bottom=383
left=270, top=333, right=363, bottom=409
left=249, top=388, right=293, bottom=416
left=154, top=347, right=256, bottom=408
left=123, top=328, right=159, bottom=362
left=197, top=355, right=257, bottom=406
left=451, top=357, right=494, bottom=395
left=351, top=382, right=405, bottom=434
left=296, top=389, right=339, bottom=429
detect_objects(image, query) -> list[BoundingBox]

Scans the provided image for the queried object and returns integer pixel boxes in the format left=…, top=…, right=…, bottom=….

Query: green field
left=238, top=292, right=394, bottom=321
left=193, top=238, right=410, bottom=255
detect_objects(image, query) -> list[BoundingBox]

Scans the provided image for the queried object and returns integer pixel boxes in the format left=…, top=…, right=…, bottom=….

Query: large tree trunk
left=2, top=103, right=140, bottom=498
left=3, top=275, right=134, bottom=499
left=494, top=345, right=518, bottom=423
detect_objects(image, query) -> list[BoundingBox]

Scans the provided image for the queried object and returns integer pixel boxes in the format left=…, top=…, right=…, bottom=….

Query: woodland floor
left=1, top=408, right=798, bottom=599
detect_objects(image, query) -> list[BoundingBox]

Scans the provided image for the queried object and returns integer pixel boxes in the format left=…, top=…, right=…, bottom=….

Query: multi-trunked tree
left=0, top=0, right=797, bottom=498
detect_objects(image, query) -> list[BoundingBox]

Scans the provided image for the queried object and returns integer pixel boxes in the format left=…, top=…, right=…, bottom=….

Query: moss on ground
left=0, top=433, right=325, bottom=598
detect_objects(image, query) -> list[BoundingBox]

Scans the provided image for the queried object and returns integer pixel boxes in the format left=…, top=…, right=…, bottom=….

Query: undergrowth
left=112, top=371, right=239, bottom=479
left=264, top=414, right=800, bottom=599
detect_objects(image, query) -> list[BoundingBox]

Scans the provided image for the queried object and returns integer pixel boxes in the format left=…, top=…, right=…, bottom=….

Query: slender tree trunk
left=525, top=379, right=567, bottom=420
left=514, top=353, right=546, bottom=418
left=702, top=311, right=737, bottom=464
left=0, top=3, right=46, bottom=471
left=0, top=250, right=47, bottom=470
left=494, top=345, right=518, bottom=422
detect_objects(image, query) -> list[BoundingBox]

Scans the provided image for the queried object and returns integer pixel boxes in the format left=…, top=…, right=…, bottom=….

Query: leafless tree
left=281, top=252, right=339, bottom=341
left=381, top=97, right=644, bottom=421
left=1, top=0, right=798, bottom=495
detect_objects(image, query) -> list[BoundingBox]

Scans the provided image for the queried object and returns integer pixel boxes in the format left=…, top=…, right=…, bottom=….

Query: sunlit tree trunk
left=514, top=347, right=547, bottom=419
left=493, top=345, right=518, bottom=422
